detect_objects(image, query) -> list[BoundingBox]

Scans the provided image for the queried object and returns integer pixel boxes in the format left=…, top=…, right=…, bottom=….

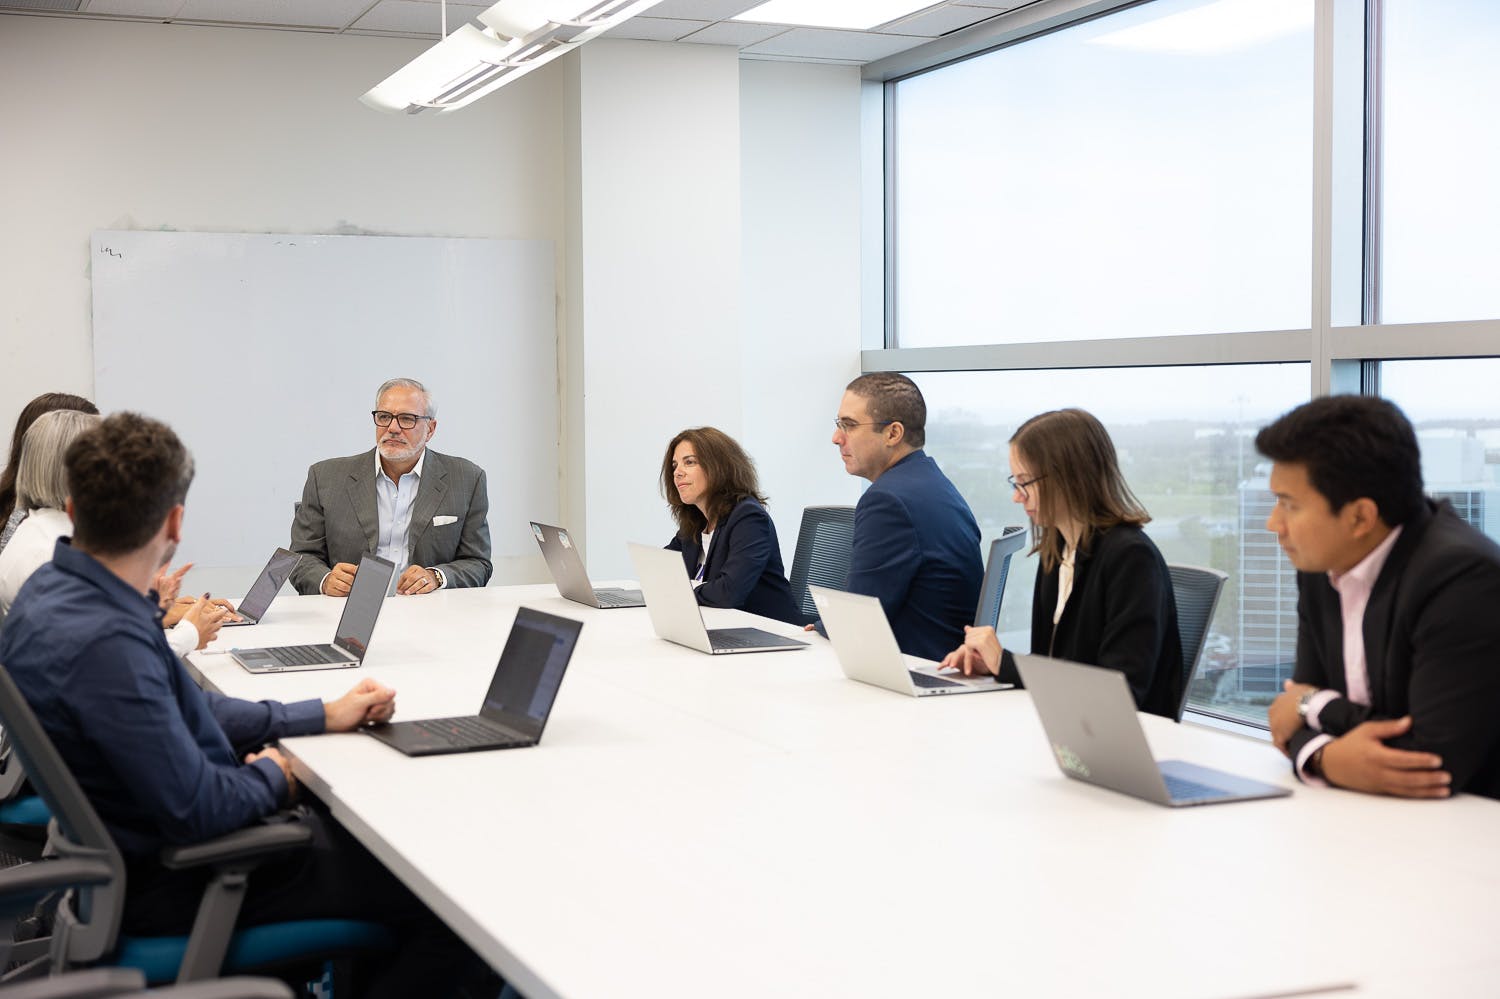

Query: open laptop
left=812, top=586, right=1010, bottom=697
left=531, top=521, right=644, bottom=609
left=228, top=553, right=395, bottom=673
left=220, top=548, right=301, bottom=628
left=365, top=606, right=582, bottom=756
left=1014, top=653, right=1292, bottom=807
left=628, top=543, right=808, bottom=655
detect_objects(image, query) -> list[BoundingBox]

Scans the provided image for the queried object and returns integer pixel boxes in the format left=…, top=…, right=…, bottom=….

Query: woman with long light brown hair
left=940, top=408, right=1181, bottom=718
left=660, top=427, right=799, bottom=625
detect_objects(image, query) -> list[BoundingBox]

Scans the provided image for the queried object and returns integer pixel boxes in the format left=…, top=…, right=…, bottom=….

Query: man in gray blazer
left=289, top=378, right=492, bottom=596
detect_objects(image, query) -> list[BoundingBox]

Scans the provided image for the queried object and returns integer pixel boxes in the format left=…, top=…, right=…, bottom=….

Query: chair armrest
left=0, top=967, right=145, bottom=999
left=0, top=857, right=114, bottom=913
left=145, top=978, right=296, bottom=999
left=158, top=823, right=312, bottom=871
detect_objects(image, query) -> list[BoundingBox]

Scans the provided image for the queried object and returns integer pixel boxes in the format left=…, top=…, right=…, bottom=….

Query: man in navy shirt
left=829, top=373, right=983, bottom=660
left=0, top=412, right=485, bottom=997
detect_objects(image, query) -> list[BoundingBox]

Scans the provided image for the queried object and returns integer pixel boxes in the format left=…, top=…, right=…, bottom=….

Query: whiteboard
left=91, top=230, right=557, bottom=576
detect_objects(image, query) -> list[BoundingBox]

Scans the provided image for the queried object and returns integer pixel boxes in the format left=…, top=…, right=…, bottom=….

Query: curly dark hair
left=65, top=412, right=195, bottom=555
left=660, top=427, right=767, bottom=541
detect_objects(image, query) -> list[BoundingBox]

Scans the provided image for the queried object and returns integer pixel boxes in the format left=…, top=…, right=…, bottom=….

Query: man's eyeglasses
left=1007, top=473, right=1046, bottom=498
left=372, top=411, right=433, bottom=430
left=833, top=419, right=894, bottom=435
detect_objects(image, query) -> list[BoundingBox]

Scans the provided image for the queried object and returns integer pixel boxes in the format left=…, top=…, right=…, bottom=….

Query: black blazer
left=1287, top=500, right=1500, bottom=799
left=1000, top=523, right=1181, bottom=719
left=667, top=497, right=799, bottom=625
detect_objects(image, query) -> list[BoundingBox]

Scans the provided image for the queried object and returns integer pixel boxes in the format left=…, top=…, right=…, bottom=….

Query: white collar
left=376, top=447, right=427, bottom=484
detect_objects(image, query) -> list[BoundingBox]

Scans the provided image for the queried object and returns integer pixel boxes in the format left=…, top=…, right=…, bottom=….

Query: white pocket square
left=432, top=515, right=458, bottom=527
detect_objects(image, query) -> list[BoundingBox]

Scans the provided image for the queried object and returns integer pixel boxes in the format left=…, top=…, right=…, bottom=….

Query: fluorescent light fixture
left=731, top=0, right=936, bottom=31
left=362, top=0, right=666, bottom=114
left=1089, top=0, right=1313, bottom=55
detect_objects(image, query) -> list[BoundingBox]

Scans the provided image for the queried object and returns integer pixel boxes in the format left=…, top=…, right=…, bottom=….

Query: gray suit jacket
left=288, top=448, right=492, bottom=595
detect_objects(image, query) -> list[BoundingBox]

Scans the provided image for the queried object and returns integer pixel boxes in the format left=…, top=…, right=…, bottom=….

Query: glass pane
left=1381, top=0, right=1500, bottom=323
left=890, top=0, right=1313, bottom=347
left=909, top=363, right=1308, bottom=725
left=1379, top=359, right=1500, bottom=541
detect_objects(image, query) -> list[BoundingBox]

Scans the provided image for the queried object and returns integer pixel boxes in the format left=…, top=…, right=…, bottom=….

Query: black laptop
left=221, top=548, right=301, bottom=627
left=364, top=606, right=583, bottom=756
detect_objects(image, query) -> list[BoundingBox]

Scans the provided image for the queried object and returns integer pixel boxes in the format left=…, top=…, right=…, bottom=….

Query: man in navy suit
left=831, top=373, right=982, bottom=660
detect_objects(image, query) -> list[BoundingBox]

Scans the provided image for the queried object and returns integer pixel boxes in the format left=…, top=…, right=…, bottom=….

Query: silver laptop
left=812, top=586, right=1010, bottom=697
left=220, top=548, right=301, bottom=628
left=531, top=522, right=644, bottom=609
left=1015, top=654, right=1292, bottom=807
left=229, top=553, right=395, bottom=673
left=366, top=606, right=582, bottom=756
left=628, top=543, right=808, bottom=655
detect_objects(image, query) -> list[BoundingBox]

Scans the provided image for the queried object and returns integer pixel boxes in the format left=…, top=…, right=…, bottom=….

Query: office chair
left=786, top=506, right=856, bottom=626
left=1167, top=565, right=1228, bottom=722
left=0, top=662, right=393, bottom=988
left=0, top=856, right=293, bottom=998
left=973, top=526, right=1028, bottom=629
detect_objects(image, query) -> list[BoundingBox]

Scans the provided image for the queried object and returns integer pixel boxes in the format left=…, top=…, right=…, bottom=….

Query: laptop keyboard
left=593, top=589, right=642, bottom=607
left=412, top=716, right=525, bottom=749
left=1163, top=773, right=1231, bottom=801
left=909, top=671, right=963, bottom=689
left=265, top=644, right=346, bottom=667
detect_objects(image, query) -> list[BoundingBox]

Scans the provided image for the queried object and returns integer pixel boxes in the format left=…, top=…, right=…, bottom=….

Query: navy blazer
left=998, top=524, right=1181, bottom=720
left=846, top=450, right=983, bottom=661
left=667, top=497, right=799, bottom=625
left=1287, top=500, right=1500, bottom=799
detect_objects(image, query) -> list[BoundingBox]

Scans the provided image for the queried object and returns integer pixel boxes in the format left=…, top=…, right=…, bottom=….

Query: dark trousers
left=122, top=802, right=492, bottom=998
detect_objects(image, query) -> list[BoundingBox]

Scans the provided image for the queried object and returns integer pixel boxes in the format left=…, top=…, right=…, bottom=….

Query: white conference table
left=188, top=586, right=1500, bottom=999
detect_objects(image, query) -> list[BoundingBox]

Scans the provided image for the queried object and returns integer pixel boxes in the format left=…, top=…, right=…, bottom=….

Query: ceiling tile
left=741, top=25, right=927, bottom=61
left=603, top=15, right=707, bottom=41
left=352, top=0, right=489, bottom=35
left=173, top=0, right=372, bottom=28
left=952, top=0, right=1019, bottom=8
left=80, top=0, right=182, bottom=15
left=645, top=0, right=760, bottom=18
left=879, top=3, right=1001, bottom=36
left=678, top=19, right=784, bottom=46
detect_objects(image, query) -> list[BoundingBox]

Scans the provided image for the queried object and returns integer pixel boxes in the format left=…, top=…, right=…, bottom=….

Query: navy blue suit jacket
left=847, top=450, right=983, bottom=660
left=668, top=497, right=799, bottom=625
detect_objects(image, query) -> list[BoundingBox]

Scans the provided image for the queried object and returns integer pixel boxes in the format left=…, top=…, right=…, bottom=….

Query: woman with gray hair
left=0, top=413, right=229, bottom=651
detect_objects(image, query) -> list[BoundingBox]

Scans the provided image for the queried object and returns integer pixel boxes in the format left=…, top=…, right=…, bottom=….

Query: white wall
left=568, top=40, right=745, bottom=579
left=0, top=16, right=567, bottom=588
left=0, top=18, right=866, bottom=592
left=739, top=60, right=865, bottom=566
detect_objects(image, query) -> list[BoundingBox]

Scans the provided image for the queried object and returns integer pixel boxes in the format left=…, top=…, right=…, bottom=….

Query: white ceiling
left=0, top=0, right=1029, bottom=65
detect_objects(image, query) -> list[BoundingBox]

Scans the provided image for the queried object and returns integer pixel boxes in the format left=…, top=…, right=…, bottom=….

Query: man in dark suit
left=829, top=372, right=982, bottom=661
left=289, top=378, right=492, bottom=596
left=1262, top=395, right=1500, bottom=800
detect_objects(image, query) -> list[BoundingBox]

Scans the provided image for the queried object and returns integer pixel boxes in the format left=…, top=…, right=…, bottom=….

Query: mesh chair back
left=973, top=526, right=1028, bottom=628
left=787, top=506, right=856, bottom=626
left=1167, top=565, right=1228, bottom=722
left=0, top=662, right=124, bottom=964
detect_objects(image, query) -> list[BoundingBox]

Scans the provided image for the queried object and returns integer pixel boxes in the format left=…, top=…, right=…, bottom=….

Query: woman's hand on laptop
left=940, top=625, right=1001, bottom=677
left=324, top=677, right=398, bottom=731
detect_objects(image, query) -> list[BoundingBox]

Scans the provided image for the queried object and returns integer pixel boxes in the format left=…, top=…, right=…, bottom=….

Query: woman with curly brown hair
left=660, top=427, right=799, bottom=625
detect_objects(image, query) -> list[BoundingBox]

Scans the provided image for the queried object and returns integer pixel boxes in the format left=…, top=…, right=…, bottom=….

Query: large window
left=1380, top=0, right=1500, bottom=324
left=874, top=0, right=1500, bottom=731
left=890, top=0, right=1314, bottom=348
left=912, top=364, right=1307, bottom=724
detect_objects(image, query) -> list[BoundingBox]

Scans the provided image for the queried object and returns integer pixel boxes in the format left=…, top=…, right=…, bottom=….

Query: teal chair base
left=116, top=919, right=396, bottom=984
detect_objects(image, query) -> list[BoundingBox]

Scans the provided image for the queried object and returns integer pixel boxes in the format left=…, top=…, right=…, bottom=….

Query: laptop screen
left=480, top=607, right=583, bottom=738
left=236, top=548, right=300, bottom=621
left=333, top=554, right=395, bottom=659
